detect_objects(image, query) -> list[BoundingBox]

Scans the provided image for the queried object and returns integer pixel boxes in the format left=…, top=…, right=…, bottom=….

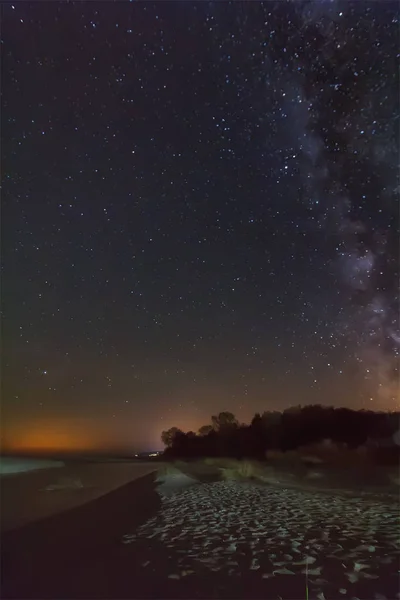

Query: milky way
left=260, top=0, right=399, bottom=406
left=291, top=1, right=399, bottom=405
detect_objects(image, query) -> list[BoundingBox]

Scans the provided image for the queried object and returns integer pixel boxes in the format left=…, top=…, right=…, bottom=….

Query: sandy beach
left=0, top=460, right=158, bottom=533
left=1, top=464, right=399, bottom=600
left=1, top=472, right=161, bottom=599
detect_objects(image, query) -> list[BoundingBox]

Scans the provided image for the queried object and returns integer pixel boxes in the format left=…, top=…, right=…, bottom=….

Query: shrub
left=219, top=459, right=274, bottom=482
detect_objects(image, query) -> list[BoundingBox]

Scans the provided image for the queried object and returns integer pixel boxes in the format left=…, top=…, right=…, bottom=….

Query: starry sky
left=2, top=1, right=399, bottom=454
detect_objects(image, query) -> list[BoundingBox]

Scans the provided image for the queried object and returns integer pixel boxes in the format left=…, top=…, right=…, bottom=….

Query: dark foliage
left=163, top=406, right=400, bottom=462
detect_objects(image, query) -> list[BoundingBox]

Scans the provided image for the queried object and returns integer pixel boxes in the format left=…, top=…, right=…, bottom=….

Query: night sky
left=2, top=1, right=399, bottom=453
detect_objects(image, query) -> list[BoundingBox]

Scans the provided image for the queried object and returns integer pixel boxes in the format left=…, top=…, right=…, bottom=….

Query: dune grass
left=219, top=460, right=267, bottom=481
left=160, top=445, right=399, bottom=494
left=156, top=463, right=182, bottom=478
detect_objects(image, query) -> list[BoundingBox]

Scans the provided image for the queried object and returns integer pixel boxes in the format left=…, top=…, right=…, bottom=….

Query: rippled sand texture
left=124, top=480, right=400, bottom=600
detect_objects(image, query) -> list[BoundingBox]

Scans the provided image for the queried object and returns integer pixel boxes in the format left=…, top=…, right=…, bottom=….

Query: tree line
left=161, top=406, right=400, bottom=460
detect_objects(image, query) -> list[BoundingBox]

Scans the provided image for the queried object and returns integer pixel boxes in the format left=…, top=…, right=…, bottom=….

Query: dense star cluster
left=2, top=1, right=399, bottom=452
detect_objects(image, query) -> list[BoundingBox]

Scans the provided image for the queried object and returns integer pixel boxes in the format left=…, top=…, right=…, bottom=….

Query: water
left=0, top=456, right=65, bottom=476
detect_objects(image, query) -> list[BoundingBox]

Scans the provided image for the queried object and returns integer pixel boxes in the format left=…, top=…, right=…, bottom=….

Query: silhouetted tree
left=211, top=411, right=239, bottom=432
left=251, top=413, right=263, bottom=429
left=163, top=405, right=400, bottom=463
left=198, top=425, right=213, bottom=436
left=161, top=427, right=183, bottom=448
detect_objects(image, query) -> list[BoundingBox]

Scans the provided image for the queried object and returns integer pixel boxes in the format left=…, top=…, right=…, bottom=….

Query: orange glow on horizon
left=2, top=420, right=103, bottom=454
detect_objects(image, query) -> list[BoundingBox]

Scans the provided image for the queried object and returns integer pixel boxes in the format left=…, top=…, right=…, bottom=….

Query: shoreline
left=0, top=460, right=159, bottom=533
left=1, top=471, right=161, bottom=599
